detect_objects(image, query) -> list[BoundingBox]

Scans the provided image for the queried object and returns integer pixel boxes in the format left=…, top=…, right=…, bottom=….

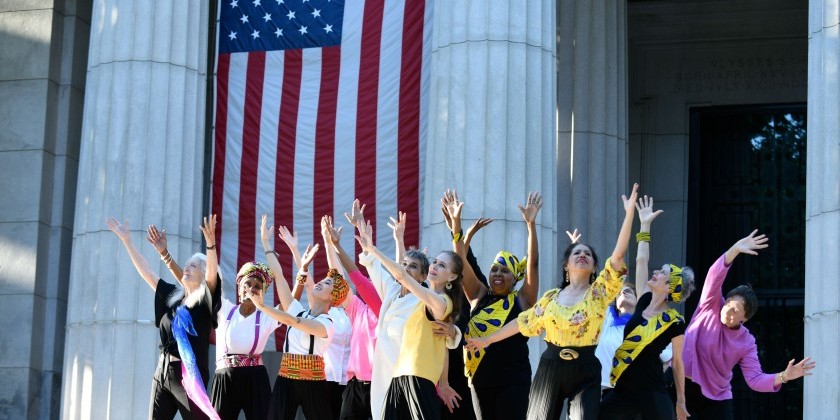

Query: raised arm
left=443, top=189, right=488, bottom=303
left=106, top=218, right=159, bottom=291
left=260, top=214, right=295, bottom=311
left=517, top=191, right=543, bottom=309
left=277, top=225, right=303, bottom=272
left=356, top=222, right=450, bottom=320
left=388, top=211, right=408, bottom=262
left=634, top=195, right=663, bottom=295
left=724, top=229, right=768, bottom=266
left=609, top=183, right=639, bottom=271
left=249, top=286, right=328, bottom=338
left=145, top=225, right=183, bottom=284
left=199, top=214, right=219, bottom=294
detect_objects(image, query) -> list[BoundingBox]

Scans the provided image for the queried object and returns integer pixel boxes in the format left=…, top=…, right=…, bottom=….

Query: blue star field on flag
left=219, top=0, right=344, bottom=53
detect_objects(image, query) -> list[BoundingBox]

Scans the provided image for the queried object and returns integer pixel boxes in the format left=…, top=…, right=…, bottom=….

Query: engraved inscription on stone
left=672, top=56, right=806, bottom=94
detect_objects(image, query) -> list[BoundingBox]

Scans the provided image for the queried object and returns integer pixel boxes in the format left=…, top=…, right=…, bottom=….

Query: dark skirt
left=268, top=375, right=334, bottom=420
left=210, top=365, right=271, bottom=420
left=526, top=344, right=601, bottom=420
left=383, top=375, right=441, bottom=420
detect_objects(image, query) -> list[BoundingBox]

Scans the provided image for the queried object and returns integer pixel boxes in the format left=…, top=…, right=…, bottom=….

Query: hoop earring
left=445, top=281, right=453, bottom=290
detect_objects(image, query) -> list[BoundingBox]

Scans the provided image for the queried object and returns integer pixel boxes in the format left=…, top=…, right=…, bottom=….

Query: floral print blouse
left=517, top=258, right=626, bottom=347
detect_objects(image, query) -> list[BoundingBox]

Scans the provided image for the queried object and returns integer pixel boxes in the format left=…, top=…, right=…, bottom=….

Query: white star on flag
left=230, top=0, right=238, bottom=8
left=263, top=12, right=271, bottom=22
left=286, top=10, right=295, bottom=20
left=298, top=25, right=308, bottom=35
left=228, top=31, right=237, bottom=40
left=275, top=28, right=283, bottom=37
left=251, top=29, right=260, bottom=39
left=240, top=14, right=249, bottom=23
left=311, top=9, right=321, bottom=18
left=324, top=24, right=333, bottom=33
left=252, top=0, right=260, bottom=6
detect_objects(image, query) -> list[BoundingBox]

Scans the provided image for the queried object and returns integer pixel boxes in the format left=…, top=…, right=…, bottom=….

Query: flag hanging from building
left=212, top=0, right=429, bottom=349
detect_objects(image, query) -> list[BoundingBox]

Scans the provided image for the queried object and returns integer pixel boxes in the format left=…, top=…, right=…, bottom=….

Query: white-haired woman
left=107, top=216, right=221, bottom=420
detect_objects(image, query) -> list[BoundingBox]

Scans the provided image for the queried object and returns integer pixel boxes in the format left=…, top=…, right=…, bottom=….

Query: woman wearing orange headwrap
left=255, top=215, right=349, bottom=420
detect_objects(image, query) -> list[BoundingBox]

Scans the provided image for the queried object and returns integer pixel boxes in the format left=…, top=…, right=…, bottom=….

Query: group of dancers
left=107, top=183, right=816, bottom=420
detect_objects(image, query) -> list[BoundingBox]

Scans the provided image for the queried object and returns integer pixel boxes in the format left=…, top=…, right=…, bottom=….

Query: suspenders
left=225, top=305, right=262, bottom=355
left=285, top=310, right=316, bottom=355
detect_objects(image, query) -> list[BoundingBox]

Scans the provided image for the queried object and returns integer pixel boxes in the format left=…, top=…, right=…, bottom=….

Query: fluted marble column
left=556, top=1, right=628, bottom=258
left=61, top=1, right=209, bottom=418
left=422, top=1, right=557, bottom=367
left=804, top=0, right=840, bottom=417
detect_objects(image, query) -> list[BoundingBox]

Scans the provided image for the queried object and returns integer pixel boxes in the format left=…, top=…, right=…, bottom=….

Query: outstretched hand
left=783, top=356, right=815, bottom=381
left=565, top=229, right=582, bottom=244
left=343, top=199, right=366, bottom=228
left=518, top=191, right=543, bottom=223
left=321, top=215, right=342, bottom=244
left=145, top=225, right=167, bottom=254
left=464, top=218, right=493, bottom=247
left=199, top=214, right=217, bottom=247
left=277, top=225, right=299, bottom=250
left=354, top=220, right=374, bottom=253
left=387, top=212, right=407, bottom=243
left=300, top=243, right=320, bottom=270
left=441, top=189, right=464, bottom=220
left=733, top=229, right=769, bottom=256
left=621, top=183, right=640, bottom=215
left=636, top=195, right=664, bottom=226
left=106, top=218, right=131, bottom=242
left=260, top=214, right=274, bottom=246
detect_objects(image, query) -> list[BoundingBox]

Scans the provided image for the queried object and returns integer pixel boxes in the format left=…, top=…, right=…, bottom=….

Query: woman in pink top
left=320, top=211, right=382, bottom=419
left=683, top=230, right=816, bottom=419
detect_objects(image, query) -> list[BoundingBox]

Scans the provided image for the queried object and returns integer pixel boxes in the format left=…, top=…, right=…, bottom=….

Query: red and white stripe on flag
left=212, top=0, right=430, bottom=350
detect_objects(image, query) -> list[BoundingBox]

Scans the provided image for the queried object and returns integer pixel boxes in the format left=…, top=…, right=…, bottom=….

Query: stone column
left=804, top=0, right=840, bottom=417
left=556, top=0, right=628, bottom=260
left=0, top=1, right=90, bottom=418
left=60, top=1, right=209, bottom=418
left=422, top=1, right=557, bottom=367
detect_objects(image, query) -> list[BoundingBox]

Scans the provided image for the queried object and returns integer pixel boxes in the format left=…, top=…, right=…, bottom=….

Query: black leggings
left=471, top=381, right=529, bottom=420
left=598, top=389, right=674, bottom=420
left=526, top=345, right=601, bottom=420
left=684, top=378, right=733, bottom=420
left=268, top=376, right=334, bottom=419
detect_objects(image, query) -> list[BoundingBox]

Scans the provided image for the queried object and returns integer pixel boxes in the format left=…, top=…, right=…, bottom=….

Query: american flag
left=212, top=0, right=430, bottom=349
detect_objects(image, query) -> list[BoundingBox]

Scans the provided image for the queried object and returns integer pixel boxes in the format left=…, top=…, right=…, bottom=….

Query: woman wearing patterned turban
left=440, top=190, right=541, bottom=420
left=146, top=224, right=284, bottom=419
left=598, top=195, right=696, bottom=420
left=254, top=215, right=348, bottom=420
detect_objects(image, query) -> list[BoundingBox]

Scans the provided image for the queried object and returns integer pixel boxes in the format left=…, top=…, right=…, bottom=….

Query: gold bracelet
left=296, top=273, right=307, bottom=285
left=779, top=372, right=788, bottom=383
left=160, top=251, right=173, bottom=264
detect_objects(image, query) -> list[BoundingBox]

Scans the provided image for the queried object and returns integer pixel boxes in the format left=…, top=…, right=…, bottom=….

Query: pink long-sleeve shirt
left=683, top=254, right=780, bottom=400
left=344, top=269, right=381, bottom=381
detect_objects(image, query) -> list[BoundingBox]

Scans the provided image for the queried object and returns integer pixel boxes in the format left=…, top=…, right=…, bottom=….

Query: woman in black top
left=443, top=190, right=542, bottom=420
left=107, top=216, right=221, bottom=420
left=598, top=196, right=695, bottom=420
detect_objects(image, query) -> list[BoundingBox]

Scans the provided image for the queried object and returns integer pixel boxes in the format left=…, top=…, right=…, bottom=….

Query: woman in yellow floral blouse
left=467, top=184, right=639, bottom=420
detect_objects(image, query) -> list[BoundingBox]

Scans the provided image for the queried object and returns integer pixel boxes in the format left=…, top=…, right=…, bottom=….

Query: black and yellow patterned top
left=517, top=258, right=626, bottom=347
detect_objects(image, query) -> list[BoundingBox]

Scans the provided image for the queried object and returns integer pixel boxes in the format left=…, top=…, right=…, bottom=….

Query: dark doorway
left=686, top=104, right=806, bottom=419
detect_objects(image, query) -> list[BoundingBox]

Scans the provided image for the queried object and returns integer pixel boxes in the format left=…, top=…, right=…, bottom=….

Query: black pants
left=684, top=378, right=733, bottom=420
left=526, top=345, right=601, bottom=420
left=383, top=375, right=441, bottom=420
left=210, top=366, right=271, bottom=420
left=340, top=377, right=372, bottom=419
left=268, top=376, right=334, bottom=420
left=326, top=380, right=347, bottom=419
left=149, top=359, right=212, bottom=420
left=471, top=381, right=529, bottom=420
left=598, top=389, right=674, bottom=420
